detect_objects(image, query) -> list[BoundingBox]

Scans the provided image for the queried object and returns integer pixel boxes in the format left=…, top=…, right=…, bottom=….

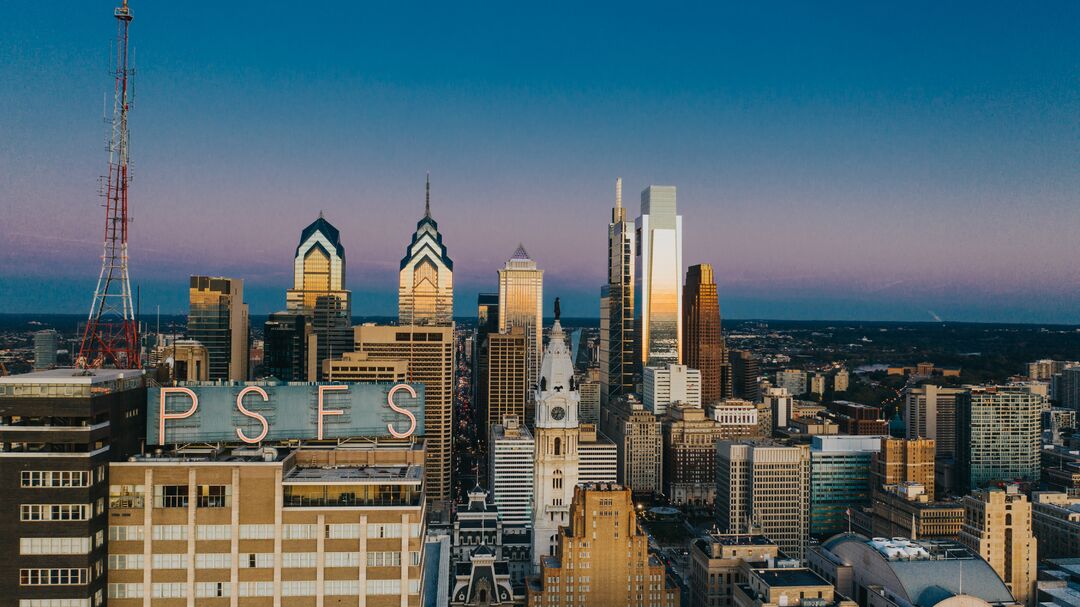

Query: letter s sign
left=386, top=384, right=418, bottom=439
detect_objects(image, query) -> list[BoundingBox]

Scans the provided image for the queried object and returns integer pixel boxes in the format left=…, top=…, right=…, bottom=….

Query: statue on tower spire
left=554, top=297, right=561, bottom=321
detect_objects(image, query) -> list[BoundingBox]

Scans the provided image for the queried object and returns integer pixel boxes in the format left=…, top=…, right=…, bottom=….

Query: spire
left=424, top=172, right=431, bottom=218
left=616, top=177, right=622, bottom=209
left=511, top=243, right=530, bottom=260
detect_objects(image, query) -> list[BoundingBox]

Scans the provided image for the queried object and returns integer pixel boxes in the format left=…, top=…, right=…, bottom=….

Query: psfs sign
left=148, top=382, right=424, bottom=445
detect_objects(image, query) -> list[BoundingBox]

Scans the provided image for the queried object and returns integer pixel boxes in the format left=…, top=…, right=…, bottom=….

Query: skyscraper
left=871, top=437, right=936, bottom=498
left=600, top=177, right=636, bottom=405
left=262, top=311, right=312, bottom=381
left=398, top=174, right=454, bottom=326
left=810, top=435, right=881, bottom=537
left=488, top=415, right=535, bottom=526
left=730, top=349, right=761, bottom=402
left=600, top=394, right=663, bottom=495
left=644, top=363, right=702, bottom=416
left=957, top=386, right=1042, bottom=490
left=905, top=384, right=964, bottom=460
left=635, top=185, right=683, bottom=367
left=959, top=486, right=1038, bottom=607
left=285, top=215, right=352, bottom=379
left=684, top=263, right=732, bottom=404
left=32, top=329, right=59, bottom=370
left=497, top=245, right=543, bottom=407
left=486, top=328, right=528, bottom=430
left=187, top=275, right=249, bottom=381
left=472, top=292, right=499, bottom=430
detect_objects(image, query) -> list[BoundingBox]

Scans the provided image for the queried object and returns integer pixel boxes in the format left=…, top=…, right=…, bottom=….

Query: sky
left=1, top=1, right=1078, bottom=323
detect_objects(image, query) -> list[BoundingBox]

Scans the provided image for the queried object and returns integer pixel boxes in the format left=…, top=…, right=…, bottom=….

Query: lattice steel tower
left=78, top=0, right=139, bottom=369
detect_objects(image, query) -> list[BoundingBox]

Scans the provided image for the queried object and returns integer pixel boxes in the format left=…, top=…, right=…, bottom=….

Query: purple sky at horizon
left=1, top=2, right=1078, bottom=323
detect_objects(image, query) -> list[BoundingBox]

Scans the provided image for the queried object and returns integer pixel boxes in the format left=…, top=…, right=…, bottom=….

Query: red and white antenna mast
left=78, top=0, right=139, bottom=369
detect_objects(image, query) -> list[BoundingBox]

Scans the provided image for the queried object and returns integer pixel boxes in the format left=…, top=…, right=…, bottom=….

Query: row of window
left=109, top=523, right=422, bottom=542
left=20, top=569, right=89, bottom=586
left=21, top=471, right=91, bottom=488
left=108, top=551, right=419, bottom=570
left=20, top=537, right=92, bottom=555
left=108, top=580, right=421, bottom=598
left=20, top=503, right=92, bottom=522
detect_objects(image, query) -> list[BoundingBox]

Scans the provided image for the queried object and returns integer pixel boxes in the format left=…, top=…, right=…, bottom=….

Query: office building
left=1061, top=367, right=1080, bottom=412
left=863, top=484, right=965, bottom=540
left=473, top=292, right=500, bottom=432
left=600, top=394, right=663, bottom=495
left=488, top=416, right=534, bottom=527
left=399, top=175, right=454, bottom=327
left=1031, top=492, right=1080, bottom=560
left=262, top=311, right=312, bottom=381
left=323, top=351, right=408, bottom=383
left=730, top=350, right=761, bottom=402
left=497, top=246, right=543, bottom=414
left=958, top=486, right=1037, bottom=607
left=187, top=275, right=249, bottom=381
left=707, top=399, right=772, bottom=438
left=1042, top=444, right=1080, bottom=493
left=734, top=564, right=857, bottom=607
left=577, top=365, right=601, bottom=424
left=486, top=329, right=528, bottom=431
left=354, top=324, right=455, bottom=507
left=904, top=385, right=965, bottom=460
left=764, top=386, right=793, bottom=430
left=0, top=368, right=147, bottom=607
left=664, top=403, right=731, bottom=506
left=644, top=363, right=701, bottom=416
left=829, top=401, right=889, bottom=435
left=810, top=435, right=883, bottom=537
left=32, top=329, right=59, bottom=370
left=285, top=215, right=353, bottom=380
left=526, top=484, right=680, bottom=607
left=688, top=533, right=780, bottom=607
left=600, top=177, right=637, bottom=405
left=106, top=445, right=427, bottom=607
left=776, top=369, right=807, bottom=396
left=957, top=386, right=1042, bottom=490
left=153, top=339, right=210, bottom=382
left=717, top=441, right=811, bottom=559
left=635, top=185, right=683, bottom=367
left=576, top=425, right=617, bottom=484
left=833, top=369, right=849, bottom=393
left=872, top=438, right=936, bottom=499
left=684, top=263, right=732, bottom=405
left=808, top=535, right=1021, bottom=607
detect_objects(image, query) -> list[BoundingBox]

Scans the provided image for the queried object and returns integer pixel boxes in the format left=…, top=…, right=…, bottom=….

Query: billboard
left=148, top=382, right=424, bottom=445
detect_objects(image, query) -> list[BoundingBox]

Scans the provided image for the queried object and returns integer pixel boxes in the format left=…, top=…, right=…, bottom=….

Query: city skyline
left=2, top=2, right=1079, bottom=323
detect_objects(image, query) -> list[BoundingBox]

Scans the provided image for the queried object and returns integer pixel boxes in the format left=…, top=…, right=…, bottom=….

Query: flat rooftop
left=707, top=533, right=775, bottom=546
left=867, top=538, right=975, bottom=561
left=283, top=465, right=423, bottom=485
left=755, top=568, right=831, bottom=588
left=0, top=367, right=144, bottom=385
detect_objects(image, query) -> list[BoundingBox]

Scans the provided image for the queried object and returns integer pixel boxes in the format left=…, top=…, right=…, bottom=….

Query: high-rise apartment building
left=398, top=175, right=454, bottom=327
left=497, top=246, right=543, bottom=413
left=488, top=415, right=535, bottom=527
left=959, top=486, right=1037, bottom=607
left=644, top=363, right=701, bottom=416
left=1027, top=359, right=1070, bottom=381
left=775, top=369, right=807, bottom=397
left=600, top=177, right=637, bottom=405
left=730, top=350, right=761, bottom=402
left=0, top=368, right=147, bottom=607
left=871, top=437, right=936, bottom=498
left=262, top=311, right=312, bottom=381
left=106, top=446, right=428, bottom=607
left=833, top=369, right=849, bottom=392
left=486, top=328, right=528, bottom=430
left=688, top=533, right=779, bottom=607
left=526, top=484, right=680, bottom=607
left=904, top=385, right=965, bottom=460
left=810, top=373, right=826, bottom=396
left=684, top=263, right=732, bottom=405
left=187, top=275, right=249, bottom=381
left=664, top=404, right=728, bottom=507
left=957, top=386, right=1042, bottom=490
left=600, top=394, right=663, bottom=495
left=635, top=185, right=683, bottom=367
left=285, top=216, right=353, bottom=379
left=354, top=324, right=455, bottom=507
left=810, top=435, right=882, bottom=537
left=716, top=441, right=811, bottom=559
left=32, top=329, right=59, bottom=370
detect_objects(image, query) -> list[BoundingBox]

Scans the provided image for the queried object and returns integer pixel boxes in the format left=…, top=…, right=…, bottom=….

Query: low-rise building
left=1032, top=492, right=1080, bottom=560
left=688, top=533, right=780, bottom=607
left=734, top=564, right=856, bottom=607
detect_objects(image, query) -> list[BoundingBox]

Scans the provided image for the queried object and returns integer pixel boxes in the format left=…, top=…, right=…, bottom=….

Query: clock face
left=550, top=406, right=566, bottom=421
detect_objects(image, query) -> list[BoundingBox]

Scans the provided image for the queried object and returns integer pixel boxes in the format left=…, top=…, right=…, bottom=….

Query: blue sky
left=1, top=1, right=1078, bottom=322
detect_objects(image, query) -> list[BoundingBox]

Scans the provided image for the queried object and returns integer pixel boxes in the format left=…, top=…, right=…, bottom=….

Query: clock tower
left=532, top=306, right=581, bottom=568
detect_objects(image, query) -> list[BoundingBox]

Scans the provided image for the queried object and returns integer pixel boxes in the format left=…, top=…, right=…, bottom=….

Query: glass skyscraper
left=683, top=263, right=732, bottom=404
left=600, top=177, right=636, bottom=406
left=398, top=175, right=454, bottom=326
left=187, top=275, right=249, bottom=381
left=635, top=185, right=683, bottom=367
left=498, top=245, right=543, bottom=409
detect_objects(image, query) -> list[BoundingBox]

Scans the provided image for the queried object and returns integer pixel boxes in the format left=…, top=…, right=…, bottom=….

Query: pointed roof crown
left=511, top=243, right=530, bottom=260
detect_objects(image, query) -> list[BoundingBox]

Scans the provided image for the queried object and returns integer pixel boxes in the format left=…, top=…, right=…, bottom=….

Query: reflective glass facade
left=601, top=178, right=637, bottom=405
left=187, top=276, right=249, bottom=381
left=398, top=181, right=454, bottom=326
left=497, top=246, right=543, bottom=405
left=635, top=186, right=682, bottom=367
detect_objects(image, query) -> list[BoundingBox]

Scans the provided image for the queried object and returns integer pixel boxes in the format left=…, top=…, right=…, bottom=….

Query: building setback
left=398, top=175, right=454, bottom=327
left=600, top=177, right=637, bottom=406
left=0, top=368, right=147, bottom=607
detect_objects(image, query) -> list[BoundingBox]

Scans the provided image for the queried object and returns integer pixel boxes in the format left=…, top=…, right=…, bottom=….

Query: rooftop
left=755, top=568, right=832, bottom=588
left=284, top=465, right=422, bottom=485
left=0, top=367, right=145, bottom=386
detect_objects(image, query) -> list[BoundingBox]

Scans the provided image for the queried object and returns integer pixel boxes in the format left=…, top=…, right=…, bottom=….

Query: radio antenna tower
left=78, top=0, right=139, bottom=369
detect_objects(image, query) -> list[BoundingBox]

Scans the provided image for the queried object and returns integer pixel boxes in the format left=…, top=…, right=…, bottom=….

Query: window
left=195, top=582, right=230, bottom=598
left=325, top=580, right=360, bottom=595
left=107, top=584, right=144, bottom=599
left=154, top=485, right=188, bottom=508
left=19, top=600, right=90, bottom=607
left=410, top=551, right=421, bottom=566
left=368, top=523, right=402, bottom=539
left=108, top=554, right=144, bottom=570
left=152, top=554, right=186, bottom=569
left=367, top=552, right=401, bottom=567
left=282, top=552, right=316, bottom=568
left=325, top=552, right=360, bottom=567
left=282, top=524, right=317, bottom=540
left=327, top=523, right=361, bottom=539
left=152, top=525, right=187, bottom=541
left=282, top=581, right=315, bottom=596
left=21, top=471, right=90, bottom=488
left=241, top=553, right=274, bottom=568
left=109, top=526, right=145, bottom=541
left=152, top=583, right=186, bottom=598
left=238, top=582, right=273, bottom=597
left=20, top=537, right=91, bottom=555
left=409, top=579, right=421, bottom=595
left=239, top=524, right=274, bottom=539
left=196, top=525, right=231, bottom=540
left=21, top=504, right=90, bottom=522
left=197, top=485, right=230, bottom=508
left=20, top=569, right=88, bottom=586
left=195, top=553, right=231, bottom=569
left=366, top=579, right=402, bottom=595
left=108, top=485, right=144, bottom=509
